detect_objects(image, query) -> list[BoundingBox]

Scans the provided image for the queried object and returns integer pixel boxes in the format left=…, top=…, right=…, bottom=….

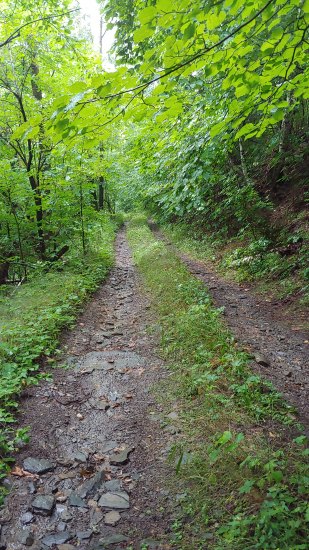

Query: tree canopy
left=0, top=0, right=308, bottom=279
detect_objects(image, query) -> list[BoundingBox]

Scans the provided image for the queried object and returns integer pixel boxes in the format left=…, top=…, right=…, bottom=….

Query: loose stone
left=254, top=353, right=270, bottom=367
left=76, top=530, right=92, bottom=540
left=32, top=495, right=55, bottom=516
left=41, top=532, right=73, bottom=547
left=23, top=457, right=54, bottom=475
left=90, top=508, right=104, bottom=526
left=71, top=451, right=88, bottom=462
left=60, top=509, right=73, bottom=523
left=77, top=471, right=104, bottom=499
left=101, top=440, right=118, bottom=453
left=20, top=512, right=34, bottom=525
left=99, top=534, right=129, bottom=545
left=104, top=510, right=121, bottom=526
left=68, top=492, right=87, bottom=508
left=109, top=446, right=134, bottom=466
left=28, top=481, right=37, bottom=494
left=98, top=491, right=130, bottom=510
left=104, top=479, right=122, bottom=492
left=167, top=411, right=178, bottom=420
left=15, top=527, right=34, bottom=546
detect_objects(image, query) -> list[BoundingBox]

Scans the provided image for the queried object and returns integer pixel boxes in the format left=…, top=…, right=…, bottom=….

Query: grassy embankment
left=127, top=214, right=308, bottom=550
left=0, top=214, right=122, bottom=499
left=161, top=221, right=309, bottom=313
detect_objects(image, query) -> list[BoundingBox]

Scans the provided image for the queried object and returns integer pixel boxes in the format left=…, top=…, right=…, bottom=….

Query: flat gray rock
left=254, top=353, right=270, bottom=367
left=104, top=510, right=121, bottom=526
left=110, top=446, right=134, bottom=466
left=77, top=471, right=104, bottom=499
left=101, top=440, right=118, bottom=453
left=60, top=509, right=73, bottom=523
left=23, top=457, right=54, bottom=475
left=68, top=492, right=87, bottom=508
left=41, top=532, right=73, bottom=547
left=72, top=451, right=88, bottom=462
left=15, top=527, right=34, bottom=546
left=90, top=507, right=104, bottom=526
left=32, top=495, right=55, bottom=516
left=20, top=512, right=34, bottom=525
left=98, top=491, right=130, bottom=510
left=104, top=479, right=122, bottom=492
left=99, top=534, right=129, bottom=545
left=77, top=530, right=92, bottom=540
left=167, top=411, right=178, bottom=420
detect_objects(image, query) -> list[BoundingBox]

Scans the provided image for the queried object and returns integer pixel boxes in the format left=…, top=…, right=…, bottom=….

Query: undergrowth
left=0, top=213, right=122, bottom=500
left=162, top=221, right=309, bottom=307
left=127, top=214, right=308, bottom=550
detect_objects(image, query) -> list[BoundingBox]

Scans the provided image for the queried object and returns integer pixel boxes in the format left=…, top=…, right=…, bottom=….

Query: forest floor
left=151, top=224, right=309, bottom=429
left=0, top=224, right=308, bottom=550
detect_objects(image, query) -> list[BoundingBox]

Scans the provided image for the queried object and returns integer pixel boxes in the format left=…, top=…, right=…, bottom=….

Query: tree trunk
left=29, top=174, right=46, bottom=259
left=98, top=176, right=105, bottom=210
left=0, top=262, right=9, bottom=284
left=238, top=138, right=251, bottom=184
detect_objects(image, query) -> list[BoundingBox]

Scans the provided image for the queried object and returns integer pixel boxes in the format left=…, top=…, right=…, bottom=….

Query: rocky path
left=151, top=225, right=309, bottom=430
left=0, top=230, right=179, bottom=550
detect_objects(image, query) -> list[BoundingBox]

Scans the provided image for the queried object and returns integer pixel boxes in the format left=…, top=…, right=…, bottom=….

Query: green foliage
left=97, top=1, right=308, bottom=290
left=127, top=216, right=308, bottom=549
left=163, top=221, right=309, bottom=306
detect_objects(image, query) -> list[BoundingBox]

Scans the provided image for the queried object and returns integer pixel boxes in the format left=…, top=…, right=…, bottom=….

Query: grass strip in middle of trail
left=127, top=215, right=308, bottom=550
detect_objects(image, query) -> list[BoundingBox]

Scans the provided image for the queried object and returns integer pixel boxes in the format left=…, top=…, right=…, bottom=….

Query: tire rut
left=0, top=229, right=178, bottom=550
left=150, top=223, right=309, bottom=431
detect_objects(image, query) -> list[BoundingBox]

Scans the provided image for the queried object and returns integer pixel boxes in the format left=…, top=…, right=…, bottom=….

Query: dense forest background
left=0, top=0, right=308, bottom=298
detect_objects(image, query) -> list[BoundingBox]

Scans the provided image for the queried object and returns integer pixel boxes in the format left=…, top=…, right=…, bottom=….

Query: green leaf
left=68, top=81, right=89, bottom=93
left=64, top=92, right=87, bottom=113
left=207, top=11, right=226, bottom=30
left=183, top=22, right=196, bottom=41
left=217, top=431, right=232, bottom=445
left=133, top=25, right=154, bottom=43
left=303, top=0, right=309, bottom=13
left=271, top=470, right=283, bottom=483
left=210, top=121, right=225, bottom=138
left=138, top=6, right=157, bottom=24
left=239, top=479, right=255, bottom=494
left=235, top=123, right=256, bottom=139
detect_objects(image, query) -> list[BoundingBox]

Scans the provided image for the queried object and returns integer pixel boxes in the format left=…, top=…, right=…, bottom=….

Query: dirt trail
left=151, top=224, right=309, bottom=430
left=0, top=230, right=179, bottom=550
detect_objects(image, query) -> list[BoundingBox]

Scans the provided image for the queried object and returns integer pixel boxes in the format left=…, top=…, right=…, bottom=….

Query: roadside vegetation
left=127, top=215, right=308, bottom=550
left=162, top=221, right=309, bottom=310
